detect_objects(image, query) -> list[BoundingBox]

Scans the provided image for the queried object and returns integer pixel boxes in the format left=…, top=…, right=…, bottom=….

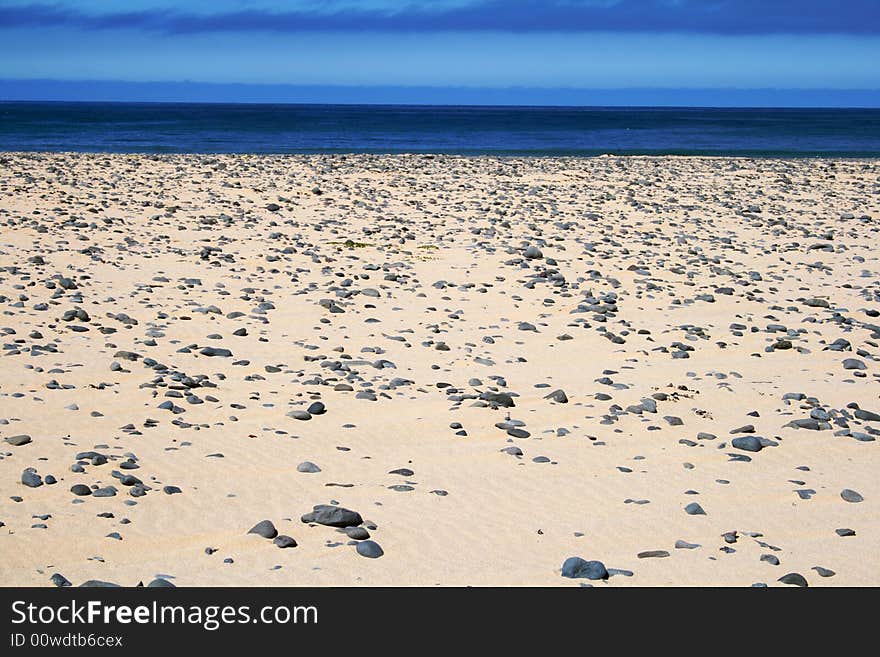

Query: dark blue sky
left=1, top=1, right=879, bottom=104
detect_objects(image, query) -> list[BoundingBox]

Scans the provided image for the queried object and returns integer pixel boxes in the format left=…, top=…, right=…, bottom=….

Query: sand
left=0, top=152, right=878, bottom=587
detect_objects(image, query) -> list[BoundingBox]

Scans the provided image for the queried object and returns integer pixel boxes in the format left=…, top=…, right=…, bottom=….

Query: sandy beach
left=0, top=152, right=878, bottom=587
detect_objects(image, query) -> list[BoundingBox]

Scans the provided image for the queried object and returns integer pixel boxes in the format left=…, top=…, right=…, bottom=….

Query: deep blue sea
left=1, top=102, right=879, bottom=157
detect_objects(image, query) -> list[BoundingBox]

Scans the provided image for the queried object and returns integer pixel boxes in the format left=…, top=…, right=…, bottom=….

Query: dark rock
left=200, top=346, right=232, bottom=357
left=248, top=520, right=278, bottom=539
left=21, top=468, right=43, bottom=488
left=273, top=535, right=298, bottom=548
left=561, top=557, right=608, bottom=580
left=778, top=573, right=808, bottom=587
left=79, top=580, right=121, bottom=588
left=301, top=504, right=363, bottom=527
left=307, top=402, right=326, bottom=415
left=50, top=573, right=72, bottom=587
left=731, top=436, right=763, bottom=452
left=544, top=389, right=568, bottom=403
left=840, top=489, right=864, bottom=503
left=345, top=527, right=370, bottom=540
left=356, top=540, right=384, bottom=558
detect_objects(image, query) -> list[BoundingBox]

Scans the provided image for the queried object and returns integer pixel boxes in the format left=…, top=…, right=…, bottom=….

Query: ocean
left=1, top=101, right=879, bottom=157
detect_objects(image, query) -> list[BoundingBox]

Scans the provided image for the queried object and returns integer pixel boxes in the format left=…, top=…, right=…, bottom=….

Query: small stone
left=561, top=557, right=608, bottom=580
left=79, top=580, right=121, bottom=588
left=21, top=469, right=43, bottom=488
left=544, top=389, right=568, bottom=403
left=840, top=489, right=864, bottom=503
left=248, top=520, right=278, bottom=539
left=50, top=573, right=72, bottom=587
left=307, top=402, right=326, bottom=415
left=356, top=540, right=384, bottom=558
left=345, top=527, right=370, bottom=540
left=778, top=573, right=808, bottom=587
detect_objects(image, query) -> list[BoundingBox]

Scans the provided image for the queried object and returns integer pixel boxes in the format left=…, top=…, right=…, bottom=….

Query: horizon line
left=3, top=80, right=880, bottom=109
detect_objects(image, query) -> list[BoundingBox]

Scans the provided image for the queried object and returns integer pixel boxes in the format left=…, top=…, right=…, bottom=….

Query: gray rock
left=480, top=391, right=515, bottom=407
left=731, top=436, right=763, bottom=452
left=297, top=461, right=321, bottom=473
left=273, top=535, right=298, bottom=548
left=50, top=573, right=72, bottom=587
left=248, top=520, right=278, bottom=539
left=544, top=389, right=568, bottom=403
left=5, top=435, right=32, bottom=446
left=684, top=502, right=706, bottom=515
left=561, top=557, right=608, bottom=580
left=345, top=527, right=370, bottom=540
left=79, top=580, right=121, bottom=588
left=307, top=402, right=326, bottom=415
left=840, top=489, right=864, bottom=503
left=356, top=540, right=384, bottom=558
left=200, top=346, right=232, bottom=357
left=777, top=572, right=808, bottom=587
left=730, top=424, right=755, bottom=434
left=21, top=468, right=43, bottom=488
left=301, top=504, right=363, bottom=527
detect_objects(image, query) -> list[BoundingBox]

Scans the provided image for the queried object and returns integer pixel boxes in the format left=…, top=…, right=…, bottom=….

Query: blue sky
left=1, top=1, right=879, bottom=104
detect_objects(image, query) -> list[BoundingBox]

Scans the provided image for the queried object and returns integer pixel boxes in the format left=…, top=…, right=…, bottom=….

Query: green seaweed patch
left=328, top=239, right=373, bottom=249
left=417, top=244, right=439, bottom=250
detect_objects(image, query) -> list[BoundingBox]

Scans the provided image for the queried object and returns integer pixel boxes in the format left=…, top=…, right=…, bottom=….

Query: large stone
left=301, top=504, right=363, bottom=527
